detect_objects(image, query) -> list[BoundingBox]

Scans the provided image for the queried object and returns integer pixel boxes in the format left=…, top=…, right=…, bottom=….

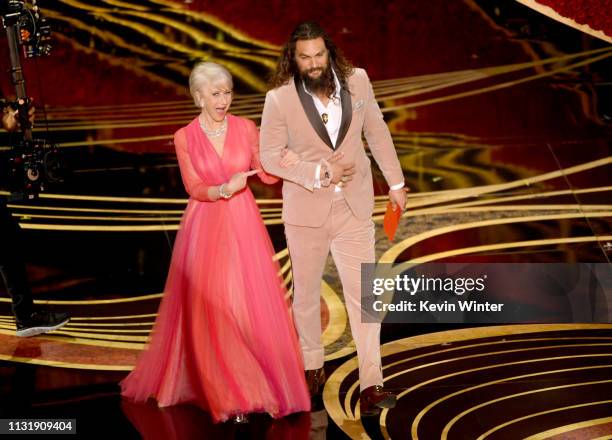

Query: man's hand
left=389, top=187, right=409, bottom=212
left=328, top=152, right=355, bottom=187
left=1, top=99, right=35, bottom=132
left=1, top=106, right=19, bottom=132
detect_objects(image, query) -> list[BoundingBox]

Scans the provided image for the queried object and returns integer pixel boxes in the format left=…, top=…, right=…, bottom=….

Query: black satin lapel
left=336, top=85, right=352, bottom=149
left=294, top=76, right=334, bottom=150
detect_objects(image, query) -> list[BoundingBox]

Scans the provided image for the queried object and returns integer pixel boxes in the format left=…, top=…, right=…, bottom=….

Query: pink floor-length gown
left=120, top=114, right=310, bottom=422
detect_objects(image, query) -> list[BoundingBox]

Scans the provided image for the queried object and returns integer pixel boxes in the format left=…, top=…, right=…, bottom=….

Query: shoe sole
left=15, top=318, right=70, bottom=338
left=376, top=395, right=397, bottom=409
left=360, top=395, right=397, bottom=417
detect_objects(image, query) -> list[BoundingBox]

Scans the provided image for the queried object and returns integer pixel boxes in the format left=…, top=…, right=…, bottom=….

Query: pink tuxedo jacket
left=260, top=68, right=404, bottom=227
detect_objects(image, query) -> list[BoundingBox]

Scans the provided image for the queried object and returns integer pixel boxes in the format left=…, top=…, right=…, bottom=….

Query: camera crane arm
left=1, top=0, right=59, bottom=200
left=2, top=0, right=48, bottom=139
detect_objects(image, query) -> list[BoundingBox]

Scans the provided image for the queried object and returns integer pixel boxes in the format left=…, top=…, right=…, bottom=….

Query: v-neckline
left=201, top=115, right=230, bottom=161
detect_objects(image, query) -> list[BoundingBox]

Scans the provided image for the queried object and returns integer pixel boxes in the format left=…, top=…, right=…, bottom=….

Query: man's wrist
left=319, top=159, right=333, bottom=187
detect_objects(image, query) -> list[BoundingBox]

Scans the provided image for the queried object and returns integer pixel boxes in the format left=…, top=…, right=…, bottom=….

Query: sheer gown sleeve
left=174, top=128, right=213, bottom=202
left=247, top=120, right=279, bottom=185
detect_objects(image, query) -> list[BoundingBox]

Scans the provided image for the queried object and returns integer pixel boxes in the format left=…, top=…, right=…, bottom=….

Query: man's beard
left=301, top=64, right=335, bottom=98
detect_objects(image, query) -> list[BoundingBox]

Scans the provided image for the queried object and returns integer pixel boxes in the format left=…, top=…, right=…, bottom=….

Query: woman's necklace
left=200, top=116, right=227, bottom=138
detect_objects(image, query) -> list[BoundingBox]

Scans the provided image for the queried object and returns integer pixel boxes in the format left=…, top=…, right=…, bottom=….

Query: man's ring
left=341, top=176, right=348, bottom=182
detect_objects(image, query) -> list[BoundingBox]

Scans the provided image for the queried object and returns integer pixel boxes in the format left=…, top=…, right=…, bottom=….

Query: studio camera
left=2, top=0, right=66, bottom=200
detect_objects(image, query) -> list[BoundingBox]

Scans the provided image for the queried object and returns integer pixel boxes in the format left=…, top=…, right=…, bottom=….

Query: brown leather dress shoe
left=359, top=385, right=396, bottom=417
left=305, top=367, right=326, bottom=397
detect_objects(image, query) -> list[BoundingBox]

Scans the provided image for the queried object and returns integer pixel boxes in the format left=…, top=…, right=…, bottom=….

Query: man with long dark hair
left=1, top=93, right=70, bottom=336
left=260, top=21, right=406, bottom=416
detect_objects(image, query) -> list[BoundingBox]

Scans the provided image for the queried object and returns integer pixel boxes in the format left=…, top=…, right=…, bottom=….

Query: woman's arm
left=247, top=119, right=279, bottom=185
left=175, top=129, right=223, bottom=201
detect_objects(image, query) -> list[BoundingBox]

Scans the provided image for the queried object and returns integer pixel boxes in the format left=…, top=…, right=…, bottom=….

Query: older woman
left=121, top=62, right=310, bottom=423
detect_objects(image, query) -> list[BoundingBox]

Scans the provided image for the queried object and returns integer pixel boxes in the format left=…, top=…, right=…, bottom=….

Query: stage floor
left=2, top=325, right=612, bottom=438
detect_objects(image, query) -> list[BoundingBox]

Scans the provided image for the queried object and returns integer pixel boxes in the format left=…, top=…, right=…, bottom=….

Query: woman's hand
left=279, top=147, right=300, bottom=168
left=226, top=169, right=260, bottom=194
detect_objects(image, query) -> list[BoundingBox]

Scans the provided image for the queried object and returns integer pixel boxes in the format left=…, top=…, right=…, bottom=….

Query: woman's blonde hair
left=189, top=62, right=233, bottom=106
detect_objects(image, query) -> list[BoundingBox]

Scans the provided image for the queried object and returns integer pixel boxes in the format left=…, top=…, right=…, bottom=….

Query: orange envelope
left=383, top=201, right=401, bottom=241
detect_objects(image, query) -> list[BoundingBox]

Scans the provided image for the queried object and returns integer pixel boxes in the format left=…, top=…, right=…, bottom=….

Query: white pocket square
left=353, top=99, right=365, bottom=111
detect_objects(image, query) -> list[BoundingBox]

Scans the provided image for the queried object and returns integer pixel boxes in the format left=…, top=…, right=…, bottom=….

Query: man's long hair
left=268, top=21, right=354, bottom=90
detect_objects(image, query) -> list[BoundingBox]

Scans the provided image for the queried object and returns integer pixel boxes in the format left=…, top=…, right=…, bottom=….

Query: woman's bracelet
left=219, top=183, right=232, bottom=199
